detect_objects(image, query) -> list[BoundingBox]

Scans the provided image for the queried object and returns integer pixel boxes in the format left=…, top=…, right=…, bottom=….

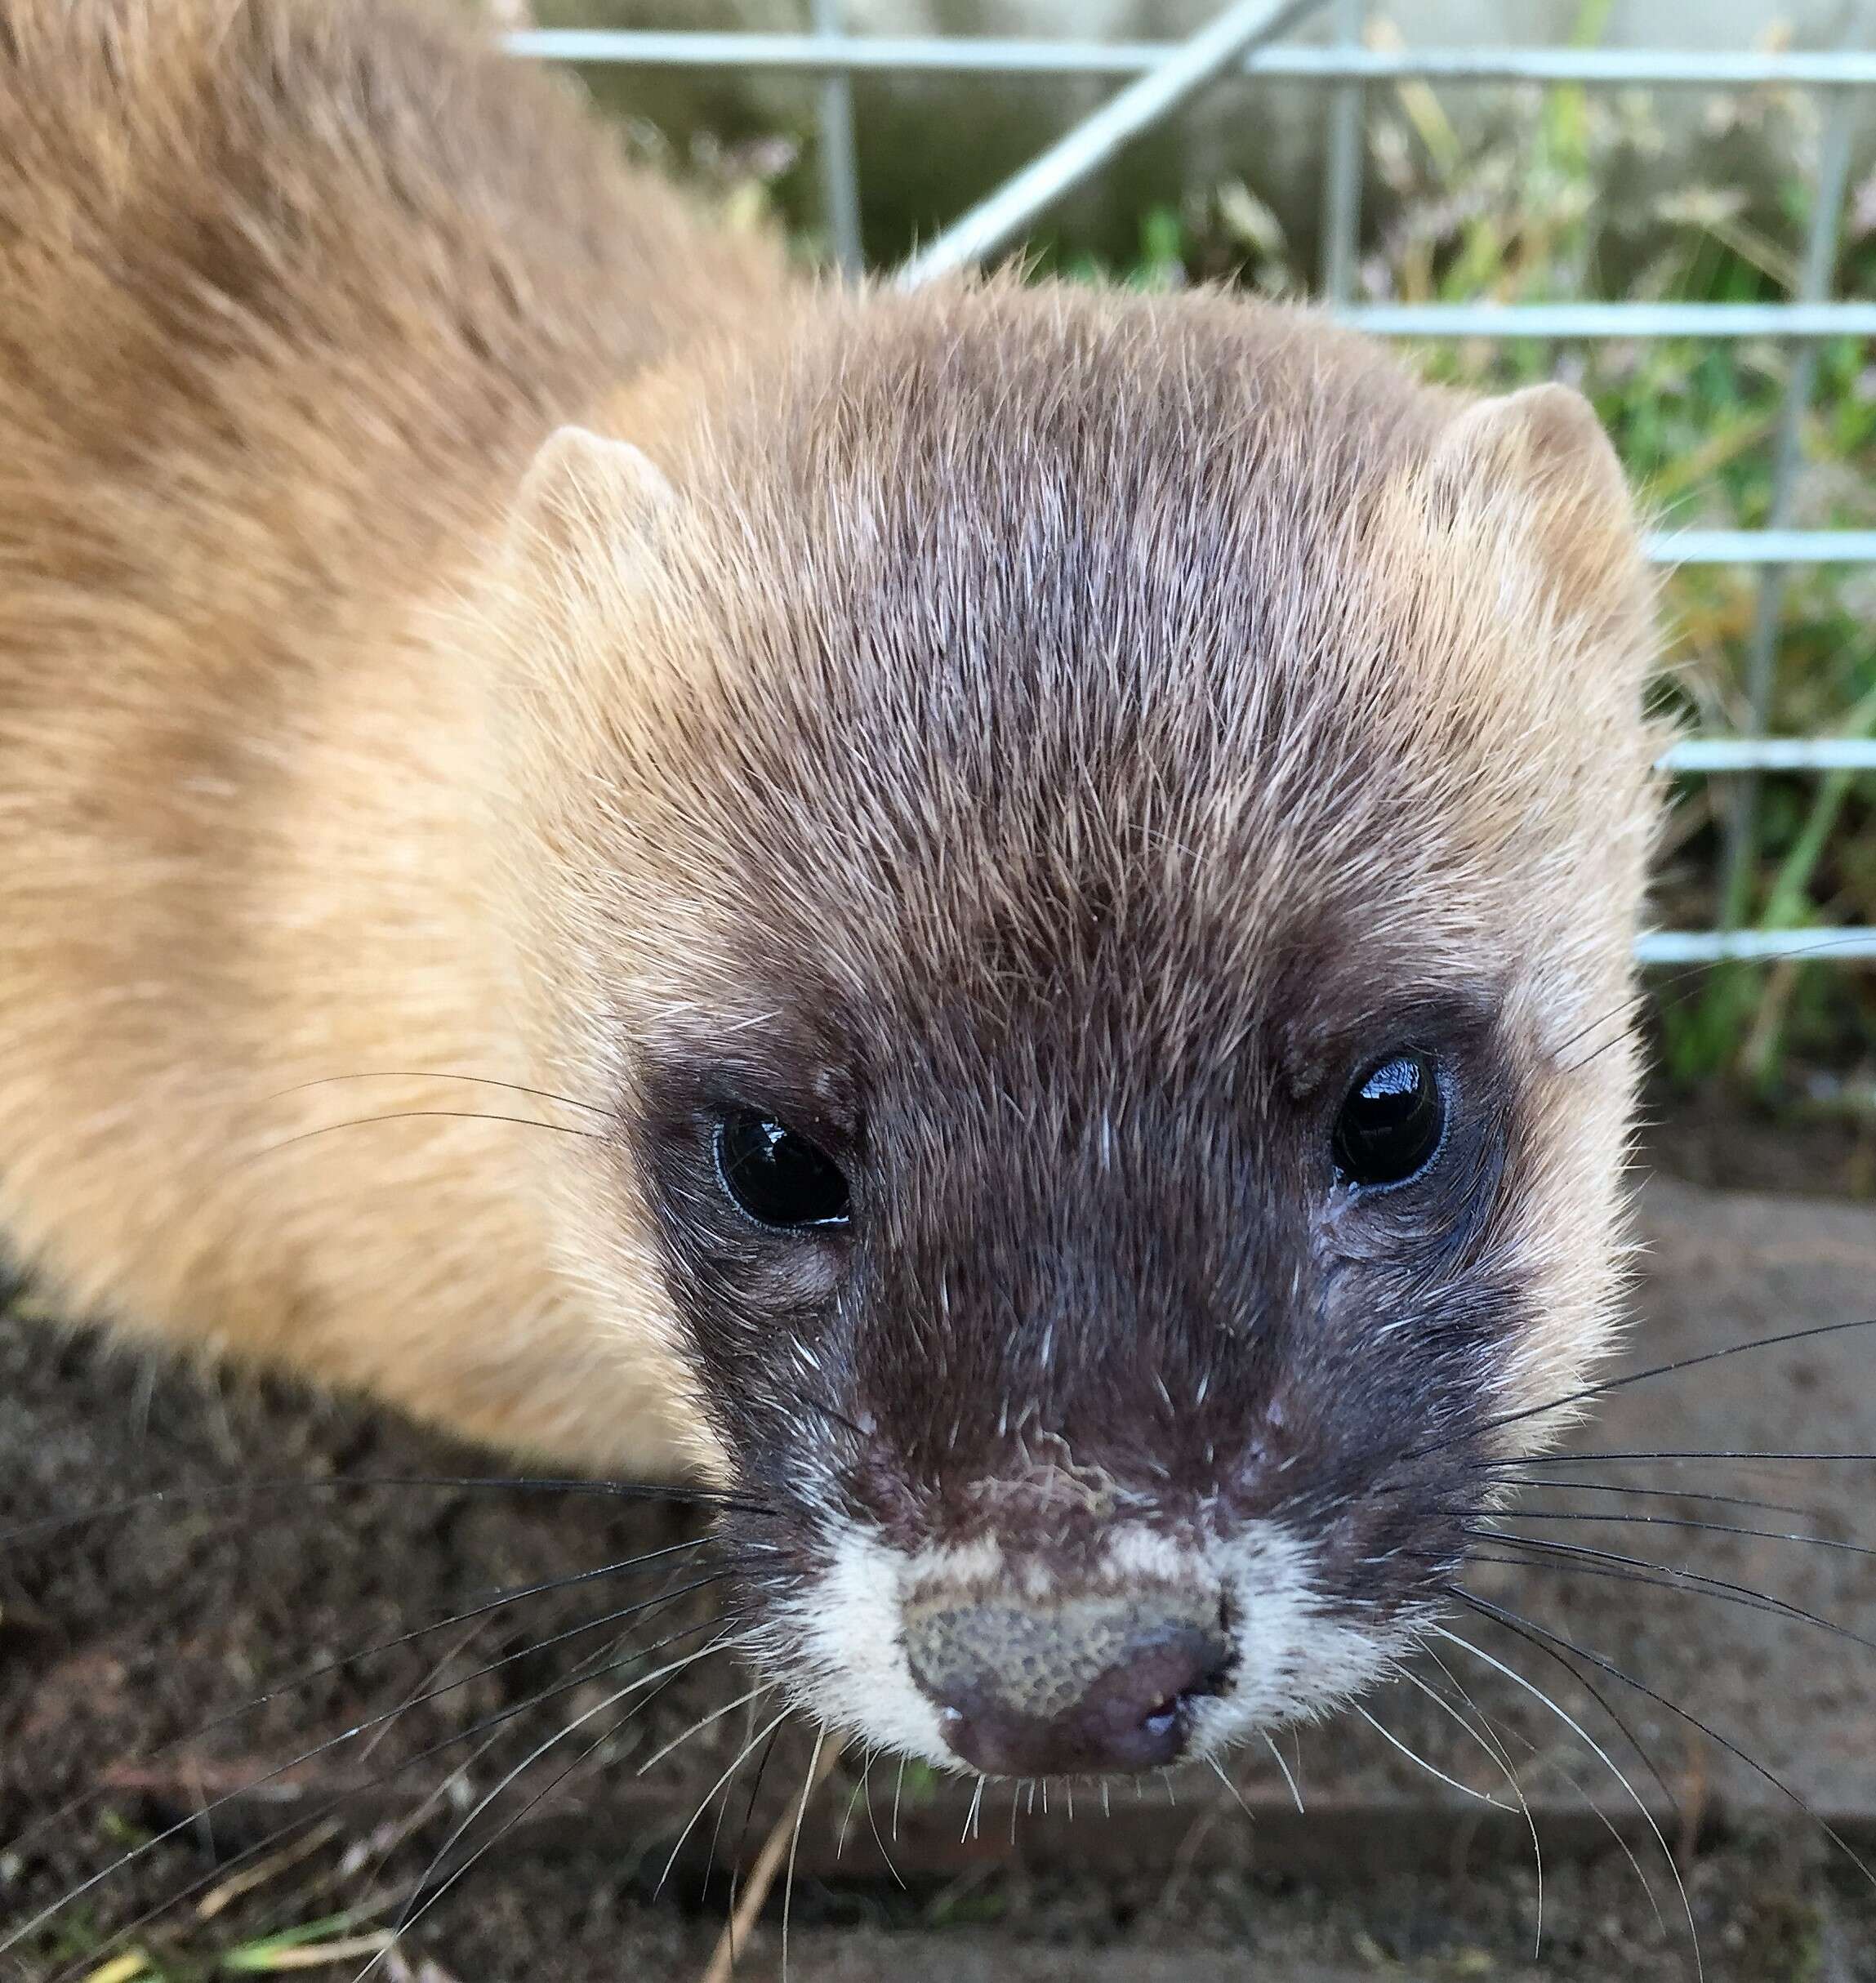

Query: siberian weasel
left=0, top=0, right=1658, bottom=1778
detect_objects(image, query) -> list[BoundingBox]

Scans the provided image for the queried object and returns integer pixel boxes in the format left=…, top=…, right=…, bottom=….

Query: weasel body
left=0, top=0, right=1659, bottom=1777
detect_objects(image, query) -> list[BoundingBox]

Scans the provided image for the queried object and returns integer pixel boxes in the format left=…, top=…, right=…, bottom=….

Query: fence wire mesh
left=511, top=7, right=1876, bottom=966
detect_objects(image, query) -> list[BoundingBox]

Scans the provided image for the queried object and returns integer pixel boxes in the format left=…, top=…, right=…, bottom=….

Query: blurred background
left=506, top=0, right=1876, bottom=1180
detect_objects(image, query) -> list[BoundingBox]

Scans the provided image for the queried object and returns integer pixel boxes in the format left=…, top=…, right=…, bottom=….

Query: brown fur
left=0, top=0, right=784, bottom=1468
left=0, top=0, right=1659, bottom=1533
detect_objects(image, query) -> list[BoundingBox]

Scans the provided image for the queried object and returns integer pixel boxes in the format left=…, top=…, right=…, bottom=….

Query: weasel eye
left=714, top=1110, right=850, bottom=1230
left=1332, top=1051, right=1445, bottom=1188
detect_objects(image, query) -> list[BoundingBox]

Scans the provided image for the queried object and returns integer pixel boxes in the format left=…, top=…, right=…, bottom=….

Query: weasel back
left=0, top=0, right=781, bottom=1462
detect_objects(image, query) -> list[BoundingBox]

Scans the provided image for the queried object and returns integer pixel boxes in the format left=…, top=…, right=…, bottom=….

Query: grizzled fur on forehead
left=499, top=279, right=1655, bottom=1054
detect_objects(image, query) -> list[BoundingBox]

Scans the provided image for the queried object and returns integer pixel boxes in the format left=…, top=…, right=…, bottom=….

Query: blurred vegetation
left=580, top=7, right=1876, bottom=1112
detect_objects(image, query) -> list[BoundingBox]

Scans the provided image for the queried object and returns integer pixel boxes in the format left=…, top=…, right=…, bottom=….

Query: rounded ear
left=510, top=425, right=675, bottom=563
left=1424, top=382, right=1638, bottom=610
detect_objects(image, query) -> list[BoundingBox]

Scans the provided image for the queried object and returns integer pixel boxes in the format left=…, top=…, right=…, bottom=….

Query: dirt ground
left=4, top=1099, right=1876, bottom=1983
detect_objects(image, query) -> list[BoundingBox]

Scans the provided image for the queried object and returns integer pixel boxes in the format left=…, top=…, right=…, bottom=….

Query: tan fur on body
left=0, top=0, right=784, bottom=1468
left=0, top=0, right=1658, bottom=1496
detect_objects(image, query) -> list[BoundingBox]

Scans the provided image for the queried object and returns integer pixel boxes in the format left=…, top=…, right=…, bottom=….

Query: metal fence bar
left=1334, top=301, right=1876, bottom=337
left=505, top=31, right=1876, bottom=88
left=812, top=0, right=863, bottom=274
left=1643, top=530, right=1876, bottom=565
left=1320, top=0, right=1363, bottom=303
left=897, top=0, right=1327, bottom=288
left=1719, top=65, right=1864, bottom=925
left=1664, top=740, right=1876, bottom=773
left=1637, top=929, right=1876, bottom=963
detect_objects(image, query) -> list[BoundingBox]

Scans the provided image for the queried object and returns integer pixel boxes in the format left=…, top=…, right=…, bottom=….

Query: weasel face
left=486, top=287, right=1660, bottom=1776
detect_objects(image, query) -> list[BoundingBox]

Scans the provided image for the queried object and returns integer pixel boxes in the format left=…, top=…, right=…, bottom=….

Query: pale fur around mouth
left=768, top=1515, right=1415, bottom=1776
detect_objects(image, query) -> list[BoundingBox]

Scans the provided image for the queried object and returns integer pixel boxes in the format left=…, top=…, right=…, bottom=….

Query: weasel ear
left=510, top=425, right=675, bottom=560
left=1424, top=382, right=1638, bottom=608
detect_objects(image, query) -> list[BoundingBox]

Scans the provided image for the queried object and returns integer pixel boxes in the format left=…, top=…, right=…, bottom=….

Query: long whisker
left=1430, top=1623, right=1704, bottom=1983
left=262, top=1110, right=605, bottom=1153
left=1486, top=1477, right=1826, bottom=1522
left=723, top=1714, right=788, bottom=1955
left=1419, top=1317, right=1876, bottom=1462
left=781, top=1727, right=833, bottom=1983
left=1464, top=1504, right=1876, bottom=1558
left=241, top=1595, right=691, bottom=1960
left=358, top=1637, right=732, bottom=1981
left=1351, top=1702, right=1512, bottom=1810
left=273, top=1072, right=614, bottom=1119
left=1205, top=1755, right=1255, bottom=1824
left=5, top=1572, right=737, bottom=1957
left=1393, top=1665, right=1543, bottom=1953
left=1416, top=1630, right=1677, bottom=1820
left=0, top=1473, right=746, bottom=1549
left=1502, top=1447, right=1876, bottom=1468
left=635, top=1681, right=775, bottom=1779
left=38, top=1606, right=728, bottom=1981
left=859, top=1750, right=906, bottom=1890
left=3, top=1536, right=724, bottom=1874
left=1416, top=1654, right=1661, bottom=1942
left=1452, top=1587, right=1876, bottom=1894
left=1261, top=1731, right=1304, bottom=1813
left=1455, top=1526, right=1876, bottom=1657
left=655, top=1708, right=793, bottom=1900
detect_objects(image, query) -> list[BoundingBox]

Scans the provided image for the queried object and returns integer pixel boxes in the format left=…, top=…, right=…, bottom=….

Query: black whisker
left=1504, top=1448, right=1876, bottom=1468
left=1456, top=1525, right=1876, bottom=1657
left=261, top=1109, right=605, bottom=1153
left=273, top=1072, right=614, bottom=1119
left=0, top=1473, right=748, bottom=1549
left=1486, top=1477, right=1826, bottom=1522
left=1457, top=1505, right=1876, bottom=1559
left=1419, top=1317, right=1876, bottom=1464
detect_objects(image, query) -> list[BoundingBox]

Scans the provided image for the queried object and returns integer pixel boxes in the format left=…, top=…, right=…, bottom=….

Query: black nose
left=903, top=1593, right=1233, bottom=1776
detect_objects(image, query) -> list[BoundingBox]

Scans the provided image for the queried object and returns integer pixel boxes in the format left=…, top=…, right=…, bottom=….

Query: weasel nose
left=903, top=1593, right=1232, bottom=1776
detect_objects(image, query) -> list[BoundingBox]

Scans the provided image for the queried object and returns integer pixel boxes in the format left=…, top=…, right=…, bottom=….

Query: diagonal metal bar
left=894, top=0, right=1328, bottom=289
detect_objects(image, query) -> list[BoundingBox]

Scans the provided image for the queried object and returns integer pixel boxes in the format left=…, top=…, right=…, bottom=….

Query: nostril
left=904, top=1596, right=1234, bottom=1778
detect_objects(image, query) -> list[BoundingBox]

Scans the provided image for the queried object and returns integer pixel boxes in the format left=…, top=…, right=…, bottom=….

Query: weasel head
left=478, top=283, right=1660, bottom=1776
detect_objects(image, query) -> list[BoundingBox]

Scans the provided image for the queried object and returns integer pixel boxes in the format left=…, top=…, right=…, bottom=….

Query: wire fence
left=509, top=5, right=1876, bottom=967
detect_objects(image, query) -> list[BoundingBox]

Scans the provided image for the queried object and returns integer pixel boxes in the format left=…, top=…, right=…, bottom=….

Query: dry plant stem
left=699, top=1735, right=845, bottom=1983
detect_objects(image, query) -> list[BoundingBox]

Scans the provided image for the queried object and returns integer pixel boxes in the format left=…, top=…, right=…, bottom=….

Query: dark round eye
left=713, top=1110, right=850, bottom=1230
left=1331, top=1050, right=1445, bottom=1188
